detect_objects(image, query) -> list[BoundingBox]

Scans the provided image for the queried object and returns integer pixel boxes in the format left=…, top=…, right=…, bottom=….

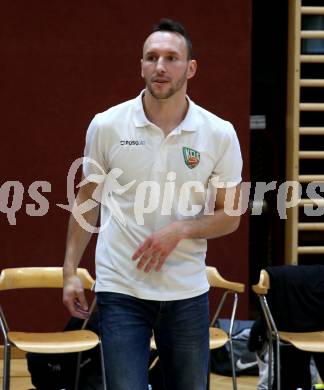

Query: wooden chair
left=0, top=267, right=107, bottom=390
left=149, top=266, right=245, bottom=390
left=206, top=266, right=245, bottom=390
left=252, top=267, right=324, bottom=390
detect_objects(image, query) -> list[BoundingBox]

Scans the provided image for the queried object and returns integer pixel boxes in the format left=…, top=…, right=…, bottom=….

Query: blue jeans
left=96, top=291, right=210, bottom=390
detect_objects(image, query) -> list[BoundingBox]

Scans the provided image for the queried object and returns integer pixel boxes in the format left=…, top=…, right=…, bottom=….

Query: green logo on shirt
left=182, top=147, right=200, bottom=169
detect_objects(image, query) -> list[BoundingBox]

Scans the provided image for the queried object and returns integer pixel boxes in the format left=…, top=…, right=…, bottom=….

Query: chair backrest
left=253, top=265, right=324, bottom=332
left=0, top=267, right=94, bottom=291
left=206, top=266, right=245, bottom=293
left=252, top=269, right=270, bottom=295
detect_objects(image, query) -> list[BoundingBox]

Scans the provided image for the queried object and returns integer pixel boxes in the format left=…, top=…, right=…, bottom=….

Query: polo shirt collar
left=132, top=89, right=200, bottom=132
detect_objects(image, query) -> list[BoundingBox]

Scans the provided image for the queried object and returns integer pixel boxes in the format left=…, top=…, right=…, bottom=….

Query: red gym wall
left=0, top=1, right=251, bottom=332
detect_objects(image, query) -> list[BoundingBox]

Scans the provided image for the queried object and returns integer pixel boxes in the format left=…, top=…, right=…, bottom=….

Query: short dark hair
left=152, top=18, right=193, bottom=60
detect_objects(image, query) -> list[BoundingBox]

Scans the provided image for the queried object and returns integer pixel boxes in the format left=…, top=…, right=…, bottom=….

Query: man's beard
left=146, top=70, right=187, bottom=100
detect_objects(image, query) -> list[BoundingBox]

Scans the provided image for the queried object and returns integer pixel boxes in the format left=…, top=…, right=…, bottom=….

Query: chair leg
left=3, top=342, right=11, bottom=390
left=229, top=338, right=237, bottom=390
left=267, top=337, right=272, bottom=390
left=74, top=351, right=82, bottom=390
left=275, top=337, right=281, bottom=390
left=267, top=337, right=281, bottom=390
left=99, top=341, right=107, bottom=390
left=74, top=344, right=107, bottom=390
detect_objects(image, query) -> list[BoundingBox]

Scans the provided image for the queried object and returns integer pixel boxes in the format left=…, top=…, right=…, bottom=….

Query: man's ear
left=187, top=59, right=197, bottom=80
left=141, top=59, right=144, bottom=78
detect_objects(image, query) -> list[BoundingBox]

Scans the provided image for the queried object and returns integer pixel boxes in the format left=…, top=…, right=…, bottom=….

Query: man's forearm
left=177, top=184, right=241, bottom=241
left=63, top=205, right=99, bottom=277
left=132, top=208, right=240, bottom=273
left=176, top=209, right=240, bottom=241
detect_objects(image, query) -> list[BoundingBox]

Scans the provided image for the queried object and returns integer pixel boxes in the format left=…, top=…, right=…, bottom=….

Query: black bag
left=148, top=350, right=165, bottom=390
left=26, top=311, right=103, bottom=390
left=210, top=319, right=258, bottom=376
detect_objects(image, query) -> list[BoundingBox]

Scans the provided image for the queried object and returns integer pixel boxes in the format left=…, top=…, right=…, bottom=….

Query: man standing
left=63, top=18, right=242, bottom=390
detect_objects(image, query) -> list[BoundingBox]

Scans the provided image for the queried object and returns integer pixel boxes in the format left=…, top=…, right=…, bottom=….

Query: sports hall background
left=0, top=1, right=251, bottom=332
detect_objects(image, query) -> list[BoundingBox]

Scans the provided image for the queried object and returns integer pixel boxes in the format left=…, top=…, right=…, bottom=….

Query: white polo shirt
left=83, top=90, right=242, bottom=300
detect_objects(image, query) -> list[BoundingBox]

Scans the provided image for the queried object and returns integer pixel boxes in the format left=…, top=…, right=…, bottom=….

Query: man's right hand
left=63, top=274, right=90, bottom=319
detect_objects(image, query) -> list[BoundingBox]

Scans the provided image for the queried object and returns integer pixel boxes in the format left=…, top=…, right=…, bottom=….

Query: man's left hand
left=132, top=222, right=184, bottom=273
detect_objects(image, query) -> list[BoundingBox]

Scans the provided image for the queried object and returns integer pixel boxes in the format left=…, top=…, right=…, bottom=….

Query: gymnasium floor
left=0, top=356, right=259, bottom=390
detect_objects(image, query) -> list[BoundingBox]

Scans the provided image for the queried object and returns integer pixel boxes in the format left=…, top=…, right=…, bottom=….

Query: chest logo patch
left=182, top=147, right=200, bottom=169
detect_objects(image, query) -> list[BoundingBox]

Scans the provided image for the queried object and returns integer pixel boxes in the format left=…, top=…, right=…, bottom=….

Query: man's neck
left=142, top=89, right=189, bottom=136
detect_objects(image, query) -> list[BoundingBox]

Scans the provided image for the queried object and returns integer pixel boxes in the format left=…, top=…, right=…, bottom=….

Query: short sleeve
left=211, top=123, right=243, bottom=188
left=83, top=115, right=109, bottom=180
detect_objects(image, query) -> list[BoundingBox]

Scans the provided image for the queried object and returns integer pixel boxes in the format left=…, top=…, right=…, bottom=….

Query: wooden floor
left=0, top=359, right=34, bottom=390
left=0, top=357, right=259, bottom=389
